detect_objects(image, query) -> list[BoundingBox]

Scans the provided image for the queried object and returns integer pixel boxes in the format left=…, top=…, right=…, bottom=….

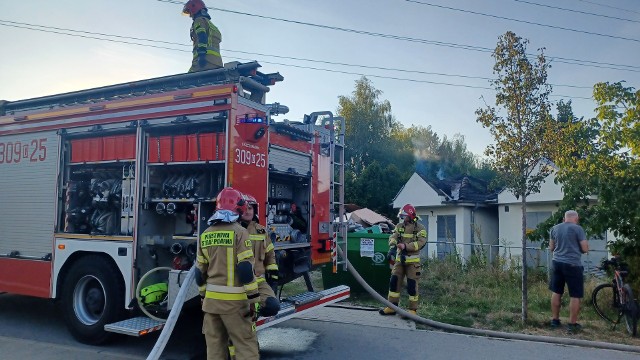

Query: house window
left=526, top=211, right=552, bottom=232
left=505, top=206, right=509, bottom=212
left=436, top=215, right=456, bottom=259
left=525, top=211, right=552, bottom=268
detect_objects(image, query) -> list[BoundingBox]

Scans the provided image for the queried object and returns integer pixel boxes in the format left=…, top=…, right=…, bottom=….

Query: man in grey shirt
left=549, top=210, right=589, bottom=333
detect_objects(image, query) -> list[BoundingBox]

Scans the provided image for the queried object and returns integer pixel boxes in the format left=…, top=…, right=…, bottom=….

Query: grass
left=343, top=255, right=640, bottom=346
left=278, top=270, right=325, bottom=298
left=277, top=257, right=640, bottom=346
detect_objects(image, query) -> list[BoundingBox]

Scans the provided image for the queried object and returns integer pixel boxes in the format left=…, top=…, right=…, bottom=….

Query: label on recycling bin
left=360, top=238, right=374, bottom=257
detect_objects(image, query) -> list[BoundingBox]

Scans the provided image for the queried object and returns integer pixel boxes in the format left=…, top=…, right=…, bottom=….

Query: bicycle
left=591, top=257, right=639, bottom=336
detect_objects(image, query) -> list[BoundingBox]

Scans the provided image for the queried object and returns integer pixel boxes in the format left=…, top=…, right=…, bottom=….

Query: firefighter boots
left=379, top=304, right=398, bottom=316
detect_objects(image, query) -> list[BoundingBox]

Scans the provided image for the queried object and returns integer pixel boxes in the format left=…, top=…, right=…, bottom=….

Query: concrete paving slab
left=297, top=305, right=417, bottom=330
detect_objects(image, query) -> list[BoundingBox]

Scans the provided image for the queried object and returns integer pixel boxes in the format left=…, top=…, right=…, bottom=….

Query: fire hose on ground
left=144, top=249, right=640, bottom=359
left=336, top=246, right=640, bottom=354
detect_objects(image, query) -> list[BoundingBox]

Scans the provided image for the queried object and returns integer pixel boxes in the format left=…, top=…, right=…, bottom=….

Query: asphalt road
left=1, top=292, right=638, bottom=360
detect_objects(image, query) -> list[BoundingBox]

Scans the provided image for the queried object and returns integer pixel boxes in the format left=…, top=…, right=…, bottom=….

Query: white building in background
left=498, top=169, right=611, bottom=270
left=393, top=173, right=499, bottom=262
left=394, top=168, right=612, bottom=269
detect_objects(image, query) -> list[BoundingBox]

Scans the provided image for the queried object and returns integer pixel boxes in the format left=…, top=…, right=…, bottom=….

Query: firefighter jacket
left=197, top=222, right=260, bottom=314
left=388, top=221, right=427, bottom=264
left=245, top=221, right=278, bottom=279
left=190, top=16, right=222, bottom=66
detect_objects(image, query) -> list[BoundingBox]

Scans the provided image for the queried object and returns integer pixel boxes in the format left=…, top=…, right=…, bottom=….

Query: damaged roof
left=418, top=173, right=498, bottom=204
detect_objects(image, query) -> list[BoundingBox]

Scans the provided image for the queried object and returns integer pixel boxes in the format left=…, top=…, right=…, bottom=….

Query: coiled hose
left=336, top=246, right=640, bottom=354
left=146, top=265, right=196, bottom=360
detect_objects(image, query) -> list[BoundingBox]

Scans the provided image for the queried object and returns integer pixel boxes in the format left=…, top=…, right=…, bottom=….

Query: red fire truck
left=0, top=61, right=348, bottom=344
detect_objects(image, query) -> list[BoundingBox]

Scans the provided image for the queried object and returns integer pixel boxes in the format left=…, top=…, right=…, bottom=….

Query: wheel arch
left=52, top=239, right=134, bottom=308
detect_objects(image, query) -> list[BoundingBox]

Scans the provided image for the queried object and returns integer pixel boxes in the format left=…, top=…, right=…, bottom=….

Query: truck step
left=106, top=285, right=350, bottom=336
left=104, top=316, right=165, bottom=337
left=285, top=292, right=323, bottom=305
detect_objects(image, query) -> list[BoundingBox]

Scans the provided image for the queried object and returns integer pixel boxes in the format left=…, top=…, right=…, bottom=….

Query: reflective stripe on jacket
left=190, top=17, right=221, bottom=58
left=197, top=221, right=259, bottom=314
left=388, top=221, right=427, bottom=258
left=246, top=221, right=278, bottom=277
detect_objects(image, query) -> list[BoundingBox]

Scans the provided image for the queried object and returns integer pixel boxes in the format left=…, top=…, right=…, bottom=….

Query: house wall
left=393, top=173, right=444, bottom=208
left=498, top=171, right=563, bottom=205
left=416, top=206, right=496, bottom=261
left=498, top=202, right=613, bottom=269
left=472, top=207, right=499, bottom=261
left=416, top=206, right=462, bottom=259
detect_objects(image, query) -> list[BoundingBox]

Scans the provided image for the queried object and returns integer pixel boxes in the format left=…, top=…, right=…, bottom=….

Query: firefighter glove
left=386, top=246, right=397, bottom=262
left=246, top=302, right=261, bottom=322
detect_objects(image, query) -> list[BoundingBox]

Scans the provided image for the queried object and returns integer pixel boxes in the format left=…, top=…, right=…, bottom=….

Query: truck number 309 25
left=0, top=138, right=47, bottom=164
left=235, top=148, right=266, bottom=168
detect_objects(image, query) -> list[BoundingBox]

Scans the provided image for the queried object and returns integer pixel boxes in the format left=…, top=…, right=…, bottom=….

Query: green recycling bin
left=322, top=232, right=391, bottom=296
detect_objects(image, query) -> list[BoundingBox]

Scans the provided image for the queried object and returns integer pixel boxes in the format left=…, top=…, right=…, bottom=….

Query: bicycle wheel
left=592, top=283, right=620, bottom=324
left=622, top=284, right=638, bottom=336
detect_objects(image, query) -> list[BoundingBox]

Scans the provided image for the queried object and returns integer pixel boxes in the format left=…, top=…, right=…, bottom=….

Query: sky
left=1, top=0, right=639, bottom=157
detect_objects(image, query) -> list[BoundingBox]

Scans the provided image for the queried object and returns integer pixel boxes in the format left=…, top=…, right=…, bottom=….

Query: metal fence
left=420, top=240, right=610, bottom=274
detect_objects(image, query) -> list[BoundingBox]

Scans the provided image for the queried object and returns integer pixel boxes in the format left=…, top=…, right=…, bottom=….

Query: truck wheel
left=61, top=255, right=124, bottom=344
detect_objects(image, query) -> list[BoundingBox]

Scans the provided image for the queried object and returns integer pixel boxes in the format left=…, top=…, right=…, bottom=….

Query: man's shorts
left=549, top=261, right=584, bottom=298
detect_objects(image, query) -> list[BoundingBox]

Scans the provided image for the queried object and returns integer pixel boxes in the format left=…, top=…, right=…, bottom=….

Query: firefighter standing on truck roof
left=379, top=204, right=427, bottom=316
left=182, top=0, right=223, bottom=72
left=195, top=187, right=260, bottom=360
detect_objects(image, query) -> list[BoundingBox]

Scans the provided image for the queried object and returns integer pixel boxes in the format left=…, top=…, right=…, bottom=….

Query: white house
left=497, top=169, right=611, bottom=269
left=394, top=169, right=612, bottom=269
left=392, top=173, right=499, bottom=261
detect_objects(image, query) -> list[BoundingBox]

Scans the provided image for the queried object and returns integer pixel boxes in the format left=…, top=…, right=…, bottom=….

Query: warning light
left=232, top=85, right=238, bottom=93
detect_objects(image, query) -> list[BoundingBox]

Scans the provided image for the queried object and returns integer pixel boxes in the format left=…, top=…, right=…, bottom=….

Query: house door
left=437, top=215, right=456, bottom=259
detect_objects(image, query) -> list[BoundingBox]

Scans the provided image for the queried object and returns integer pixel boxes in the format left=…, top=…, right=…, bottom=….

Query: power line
left=0, top=20, right=592, bottom=99
left=0, top=20, right=595, bottom=89
left=573, top=0, right=640, bottom=15
left=403, top=0, right=640, bottom=44
left=169, top=5, right=640, bottom=72
left=514, top=0, right=640, bottom=24
left=153, top=1, right=640, bottom=72
left=0, top=22, right=490, bottom=91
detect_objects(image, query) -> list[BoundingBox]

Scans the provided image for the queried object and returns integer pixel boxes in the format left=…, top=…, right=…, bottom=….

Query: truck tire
left=61, top=255, right=124, bottom=344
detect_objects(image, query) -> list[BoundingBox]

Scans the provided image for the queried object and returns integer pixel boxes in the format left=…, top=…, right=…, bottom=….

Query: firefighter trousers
left=203, top=311, right=259, bottom=360
left=189, top=55, right=223, bottom=73
left=387, top=262, right=422, bottom=310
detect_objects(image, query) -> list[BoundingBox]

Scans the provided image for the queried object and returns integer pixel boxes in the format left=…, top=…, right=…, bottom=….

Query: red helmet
left=182, top=0, right=207, bottom=17
left=398, top=204, right=417, bottom=221
left=243, top=193, right=259, bottom=219
left=215, top=187, right=247, bottom=215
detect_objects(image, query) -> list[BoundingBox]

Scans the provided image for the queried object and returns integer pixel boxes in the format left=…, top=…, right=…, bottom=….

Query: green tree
left=337, top=77, right=497, bottom=218
left=534, top=82, right=640, bottom=291
left=476, top=31, right=557, bottom=322
left=338, top=77, right=409, bottom=217
left=338, top=77, right=399, bottom=173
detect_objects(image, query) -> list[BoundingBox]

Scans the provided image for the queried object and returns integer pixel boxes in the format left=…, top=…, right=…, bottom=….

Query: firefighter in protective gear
left=379, top=204, right=427, bottom=316
left=241, top=193, right=281, bottom=317
left=228, top=193, right=281, bottom=358
left=196, top=187, right=260, bottom=360
left=182, top=0, right=223, bottom=72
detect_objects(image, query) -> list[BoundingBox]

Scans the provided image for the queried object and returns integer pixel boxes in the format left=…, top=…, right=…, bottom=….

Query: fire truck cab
left=0, top=61, right=348, bottom=344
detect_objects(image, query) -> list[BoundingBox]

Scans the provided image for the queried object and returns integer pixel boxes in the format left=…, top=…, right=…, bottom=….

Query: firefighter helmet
left=398, top=204, right=417, bottom=221
left=243, top=193, right=259, bottom=219
left=182, top=0, right=207, bottom=17
left=215, top=187, right=247, bottom=215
